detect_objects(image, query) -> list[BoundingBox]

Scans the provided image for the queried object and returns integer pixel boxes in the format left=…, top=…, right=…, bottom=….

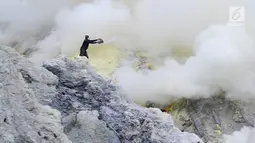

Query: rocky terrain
left=165, top=96, right=255, bottom=143
left=0, top=45, right=203, bottom=143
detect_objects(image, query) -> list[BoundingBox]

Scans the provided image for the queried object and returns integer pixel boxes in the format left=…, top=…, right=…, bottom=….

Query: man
left=80, top=35, right=104, bottom=59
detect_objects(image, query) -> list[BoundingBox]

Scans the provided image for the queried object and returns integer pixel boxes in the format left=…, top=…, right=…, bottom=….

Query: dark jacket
left=79, top=39, right=98, bottom=58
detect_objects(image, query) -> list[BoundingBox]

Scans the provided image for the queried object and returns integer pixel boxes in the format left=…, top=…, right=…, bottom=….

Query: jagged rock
left=168, top=96, right=255, bottom=143
left=43, top=56, right=203, bottom=143
left=67, top=110, right=120, bottom=143
left=0, top=45, right=71, bottom=143
left=0, top=45, right=203, bottom=143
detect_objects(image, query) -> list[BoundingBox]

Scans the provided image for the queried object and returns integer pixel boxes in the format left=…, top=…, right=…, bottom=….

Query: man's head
left=85, top=35, right=89, bottom=40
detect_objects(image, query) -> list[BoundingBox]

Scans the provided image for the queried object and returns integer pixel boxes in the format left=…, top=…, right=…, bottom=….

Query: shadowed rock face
left=43, top=56, right=203, bottom=143
left=161, top=96, right=255, bottom=143
left=0, top=45, right=71, bottom=143
left=0, top=45, right=202, bottom=143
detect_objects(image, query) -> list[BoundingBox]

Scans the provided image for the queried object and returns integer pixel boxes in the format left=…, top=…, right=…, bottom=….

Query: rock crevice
left=0, top=45, right=202, bottom=143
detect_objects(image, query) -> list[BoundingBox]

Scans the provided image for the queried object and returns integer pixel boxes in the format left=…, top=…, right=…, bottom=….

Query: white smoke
left=27, top=0, right=253, bottom=63
left=223, top=126, right=255, bottom=143
left=113, top=0, right=255, bottom=105
left=1, top=0, right=255, bottom=104
left=1, top=0, right=255, bottom=103
left=2, top=1, right=255, bottom=142
left=0, top=0, right=83, bottom=54
left=115, top=24, right=255, bottom=105
left=28, top=0, right=131, bottom=64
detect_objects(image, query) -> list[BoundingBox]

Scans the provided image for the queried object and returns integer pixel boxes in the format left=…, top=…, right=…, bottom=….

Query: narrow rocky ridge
left=0, top=45, right=71, bottom=143
left=43, top=55, right=203, bottom=143
left=0, top=45, right=202, bottom=143
left=160, top=96, right=255, bottom=143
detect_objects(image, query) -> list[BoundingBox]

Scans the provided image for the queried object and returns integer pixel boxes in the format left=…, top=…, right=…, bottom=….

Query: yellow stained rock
left=215, top=129, right=222, bottom=135
left=70, top=43, right=122, bottom=79
left=134, top=51, right=157, bottom=71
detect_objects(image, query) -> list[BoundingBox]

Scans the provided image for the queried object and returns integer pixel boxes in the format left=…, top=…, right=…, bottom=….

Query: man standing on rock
left=80, top=35, right=104, bottom=59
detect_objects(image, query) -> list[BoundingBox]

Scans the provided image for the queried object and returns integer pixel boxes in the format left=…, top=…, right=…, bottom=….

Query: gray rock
left=0, top=45, right=203, bottom=143
left=0, top=45, right=71, bottom=143
left=67, top=110, right=120, bottom=143
left=166, top=96, right=255, bottom=143
left=43, top=56, right=203, bottom=143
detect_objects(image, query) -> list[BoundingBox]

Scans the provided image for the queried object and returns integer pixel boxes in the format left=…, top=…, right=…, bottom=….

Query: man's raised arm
left=88, top=38, right=104, bottom=44
left=88, top=39, right=99, bottom=44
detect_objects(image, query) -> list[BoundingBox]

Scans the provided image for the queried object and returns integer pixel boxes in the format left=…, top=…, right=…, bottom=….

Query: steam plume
left=1, top=1, right=255, bottom=142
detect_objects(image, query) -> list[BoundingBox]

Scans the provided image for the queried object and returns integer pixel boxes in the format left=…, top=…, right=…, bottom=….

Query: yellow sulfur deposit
left=163, top=100, right=187, bottom=113
left=134, top=51, right=157, bottom=71
left=215, top=129, right=222, bottom=135
left=171, top=46, right=193, bottom=58
left=69, top=43, right=158, bottom=79
left=70, top=43, right=123, bottom=79
left=215, top=124, right=222, bottom=135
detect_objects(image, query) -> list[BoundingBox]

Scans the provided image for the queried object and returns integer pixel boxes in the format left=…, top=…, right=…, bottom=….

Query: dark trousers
left=80, top=47, right=89, bottom=59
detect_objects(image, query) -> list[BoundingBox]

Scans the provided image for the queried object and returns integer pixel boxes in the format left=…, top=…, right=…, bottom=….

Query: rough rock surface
left=164, top=96, right=255, bottom=143
left=43, top=55, right=203, bottom=143
left=0, top=45, right=71, bottom=143
left=128, top=51, right=255, bottom=143
left=0, top=45, right=202, bottom=143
